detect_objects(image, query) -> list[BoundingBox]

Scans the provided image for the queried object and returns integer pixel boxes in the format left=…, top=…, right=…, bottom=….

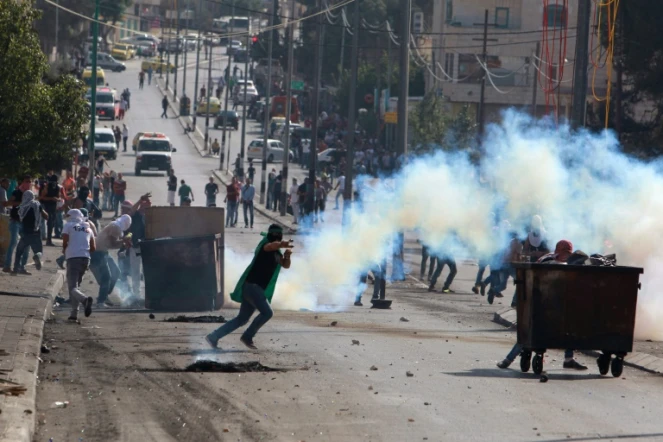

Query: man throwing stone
left=206, top=224, right=293, bottom=349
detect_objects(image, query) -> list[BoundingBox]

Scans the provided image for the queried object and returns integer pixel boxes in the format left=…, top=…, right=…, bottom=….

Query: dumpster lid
left=512, top=263, right=643, bottom=274
left=140, top=233, right=222, bottom=244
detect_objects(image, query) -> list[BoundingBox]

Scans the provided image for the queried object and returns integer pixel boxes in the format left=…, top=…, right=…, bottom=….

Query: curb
left=1, top=271, right=64, bottom=442
left=492, top=307, right=663, bottom=375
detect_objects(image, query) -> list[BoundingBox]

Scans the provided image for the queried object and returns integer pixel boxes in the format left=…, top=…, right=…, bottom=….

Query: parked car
left=246, top=139, right=294, bottom=163
left=141, top=58, right=175, bottom=74
left=134, top=41, right=156, bottom=57
left=248, top=100, right=265, bottom=120
left=214, top=110, right=239, bottom=130
left=197, top=96, right=221, bottom=115
left=87, top=52, right=126, bottom=72
left=226, top=40, right=242, bottom=55
left=111, top=43, right=134, bottom=60
left=233, top=48, right=249, bottom=62
left=234, top=87, right=259, bottom=105
left=89, top=127, right=118, bottom=159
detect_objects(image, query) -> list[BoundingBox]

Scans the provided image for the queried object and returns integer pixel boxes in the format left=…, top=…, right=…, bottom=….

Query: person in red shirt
left=224, top=177, right=240, bottom=228
left=112, top=173, right=127, bottom=217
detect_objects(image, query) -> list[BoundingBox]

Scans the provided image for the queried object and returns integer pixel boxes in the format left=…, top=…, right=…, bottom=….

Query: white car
left=91, top=127, right=118, bottom=160
left=226, top=40, right=243, bottom=55
left=232, top=79, right=255, bottom=98
left=234, top=87, right=259, bottom=105
left=276, top=123, right=302, bottom=143
left=246, top=139, right=294, bottom=163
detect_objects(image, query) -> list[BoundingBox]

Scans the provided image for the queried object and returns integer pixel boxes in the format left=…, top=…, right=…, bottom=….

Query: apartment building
left=427, top=0, right=608, bottom=121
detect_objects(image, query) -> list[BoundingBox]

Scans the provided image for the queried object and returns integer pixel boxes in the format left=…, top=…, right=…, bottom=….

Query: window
left=545, top=4, right=567, bottom=28
left=445, top=0, right=453, bottom=23
left=495, top=7, right=509, bottom=28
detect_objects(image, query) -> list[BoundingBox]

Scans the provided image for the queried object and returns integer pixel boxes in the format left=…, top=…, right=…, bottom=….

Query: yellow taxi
left=197, top=96, right=221, bottom=115
left=111, top=43, right=134, bottom=60
left=132, top=131, right=145, bottom=151
left=141, top=58, right=176, bottom=74
left=82, top=67, right=106, bottom=87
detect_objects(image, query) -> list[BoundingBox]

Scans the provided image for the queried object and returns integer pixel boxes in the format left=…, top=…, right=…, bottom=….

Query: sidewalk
left=0, top=246, right=64, bottom=442
left=493, top=307, right=663, bottom=375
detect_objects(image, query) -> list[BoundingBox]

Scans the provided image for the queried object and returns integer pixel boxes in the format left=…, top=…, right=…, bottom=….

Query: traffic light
left=252, top=35, right=258, bottom=44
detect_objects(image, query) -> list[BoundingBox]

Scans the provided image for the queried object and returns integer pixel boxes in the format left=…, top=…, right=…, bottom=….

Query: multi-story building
left=428, top=0, right=608, bottom=122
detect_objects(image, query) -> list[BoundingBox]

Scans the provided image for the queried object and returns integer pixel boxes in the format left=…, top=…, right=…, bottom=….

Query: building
left=427, top=0, right=609, bottom=122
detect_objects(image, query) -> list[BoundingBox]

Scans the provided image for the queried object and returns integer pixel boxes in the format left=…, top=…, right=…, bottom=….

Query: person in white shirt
left=333, top=174, right=345, bottom=209
left=288, top=178, right=299, bottom=224
left=62, top=209, right=96, bottom=321
left=91, top=215, right=132, bottom=307
left=122, top=124, right=129, bottom=152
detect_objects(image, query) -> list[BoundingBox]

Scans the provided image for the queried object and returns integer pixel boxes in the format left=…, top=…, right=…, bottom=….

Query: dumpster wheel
left=611, top=356, right=624, bottom=377
left=520, top=351, right=532, bottom=373
left=532, top=353, right=544, bottom=375
left=597, top=353, right=611, bottom=375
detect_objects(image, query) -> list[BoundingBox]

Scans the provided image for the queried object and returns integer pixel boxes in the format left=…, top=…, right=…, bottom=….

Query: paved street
left=29, top=55, right=663, bottom=442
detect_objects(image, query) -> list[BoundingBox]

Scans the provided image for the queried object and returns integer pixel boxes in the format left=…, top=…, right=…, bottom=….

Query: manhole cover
left=164, top=315, right=226, bottom=323
left=185, top=360, right=282, bottom=373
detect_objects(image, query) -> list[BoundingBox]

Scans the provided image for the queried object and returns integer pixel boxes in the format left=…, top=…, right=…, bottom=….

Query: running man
left=205, top=224, right=293, bottom=349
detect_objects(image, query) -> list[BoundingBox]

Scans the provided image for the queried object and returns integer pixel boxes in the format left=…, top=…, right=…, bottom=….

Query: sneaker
left=480, top=283, right=486, bottom=296
left=17, top=269, right=32, bottom=276
left=563, top=359, right=588, bottom=370
left=56, top=256, right=65, bottom=270
left=2, top=267, right=10, bottom=273
left=104, top=300, right=115, bottom=307
left=496, top=359, right=512, bottom=369
left=471, top=285, right=479, bottom=294
left=354, top=301, right=363, bottom=307
left=67, top=316, right=78, bottom=322
left=205, top=334, right=218, bottom=349
left=33, top=255, right=42, bottom=271
left=427, top=286, right=436, bottom=292
left=419, top=273, right=424, bottom=280
left=487, top=291, right=495, bottom=305
left=83, top=296, right=93, bottom=317
left=442, top=288, right=455, bottom=293
left=240, top=336, right=257, bottom=350
left=495, top=292, right=504, bottom=298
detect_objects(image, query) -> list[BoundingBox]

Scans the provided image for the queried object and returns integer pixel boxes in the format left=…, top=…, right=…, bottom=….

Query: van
left=86, top=52, right=126, bottom=72
left=270, top=96, right=300, bottom=123
left=135, top=133, right=177, bottom=175
left=82, top=67, right=106, bottom=87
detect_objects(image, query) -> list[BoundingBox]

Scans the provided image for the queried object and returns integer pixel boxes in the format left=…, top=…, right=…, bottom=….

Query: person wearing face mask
left=62, top=209, right=96, bottom=321
left=522, top=215, right=550, bottom=261
left=205, top=224, right=293, bottom=350
left=90, top=214, right=132, bottom=307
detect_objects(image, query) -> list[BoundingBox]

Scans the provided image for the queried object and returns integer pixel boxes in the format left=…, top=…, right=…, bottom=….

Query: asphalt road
left=33, top=57, right=663, bottom=442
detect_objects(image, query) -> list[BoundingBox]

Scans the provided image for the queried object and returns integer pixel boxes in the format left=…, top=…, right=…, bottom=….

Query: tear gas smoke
left=228, top=110, right=663, bottom=340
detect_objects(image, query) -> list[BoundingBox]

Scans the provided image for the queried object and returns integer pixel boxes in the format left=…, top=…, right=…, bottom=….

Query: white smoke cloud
left=227, top=110, right=661, bottom=340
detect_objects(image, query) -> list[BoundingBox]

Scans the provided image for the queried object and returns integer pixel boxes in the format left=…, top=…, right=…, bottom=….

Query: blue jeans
left=430, top=257, right=457, bottom=290
left=4, top=220, right=29, bottom=270
left=90, top=251, right=119, bottom=304
left=55, top=211, right=64, bottom=237
left=102, top=191, right=111, bottom=211
left=226, top=201, right=238, bottom=226
left=13, top=232, right=42, bottom=272
left=243, top=201, right=254, bottom=227
left=113, top=194, right=125, bottom=217
left=208, top=283, right=273, bottom=342
left=475, top=260, right=487, bottom=285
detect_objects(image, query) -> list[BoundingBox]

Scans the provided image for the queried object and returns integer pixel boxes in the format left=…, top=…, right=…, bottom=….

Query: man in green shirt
left=177, top=180, right=194, bottom=206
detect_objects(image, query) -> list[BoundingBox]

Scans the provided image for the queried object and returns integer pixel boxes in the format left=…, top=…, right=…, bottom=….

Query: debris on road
left=406, top=371, right=414, bottom=377
left=400, top=317, right=409, bottom=322
left=185, top=360, right=282, bottom=373
left=352, top=340, right=360, bottom=345
left=148, top=313, right=155, bottom=319
left=51, top=401, right=69, bottom=408
left=41, top=345, right=50, bottom=354
left=540, top=373, right=549, bottom=383
left=164, top=315, right=226, bottom=323
left=330, top=321, right=338, bottom=326
left=370, top=365, right=378, bottom=371
left=408, top=418, right=415, bottom=422
left=0, top=381, right=27, bottom=396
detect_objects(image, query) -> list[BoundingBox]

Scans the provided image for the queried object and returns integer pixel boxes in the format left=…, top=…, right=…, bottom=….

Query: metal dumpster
left=513, top=263, right=643, bottom=377
left=140, top=234, right=224, bottom=311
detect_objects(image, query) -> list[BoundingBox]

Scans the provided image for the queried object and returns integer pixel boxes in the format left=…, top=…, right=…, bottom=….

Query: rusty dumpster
left=513, top=263, right=643, bottom=377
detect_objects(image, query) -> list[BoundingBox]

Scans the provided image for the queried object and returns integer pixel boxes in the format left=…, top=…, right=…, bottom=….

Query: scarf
left=66, top=209, right=84, bottom=224
left=230, top=233, right=282, bottom=304
left=528, top=215, right=546, bottom=248
left=18, top=190, right=42, bottom=231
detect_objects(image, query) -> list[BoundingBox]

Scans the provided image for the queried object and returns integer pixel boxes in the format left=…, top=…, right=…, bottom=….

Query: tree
left=410, top=94, right=476, bottom=152
left=0, top=0, right=88, bottom=177
left=99, top=0, right=132, bottom=42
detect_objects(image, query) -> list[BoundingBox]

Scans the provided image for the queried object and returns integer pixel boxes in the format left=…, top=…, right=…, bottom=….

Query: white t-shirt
left=337, top=176, right=346, bottom=191
left=95, top=222, right=123, bottom=252
left=302, top=139, right=310, bottom=154
left=289, top=184, right=299, bottom=201
left=122, top=127, right=129, bottom=138
left=63, top=221, right=93, bottom=259
left=0, top=187, right=7, bottom=215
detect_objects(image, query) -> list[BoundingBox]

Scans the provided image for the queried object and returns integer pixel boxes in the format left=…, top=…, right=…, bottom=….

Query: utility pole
left=342, top=0, right=360, bottom=221
left=614, top=3, right=624, bottom=137
left=88, top=0, right=100, bottom=189
left=305, top=0, right=323, bottom=219
left=531, top=42, right=540, bottom=117
left=182, top=0, right=190, bottom=98
left=166, top=8, right=172, bottom=91
left=280, top=0, right=295, bottom=216
left=260, top=10, right=274, bottom=205
left=204, top=41, right=213, bottom=152
left=386, top=32, right=392, bottom=150
left=239, top=27, right=251, bottom=180
left=192, top=0, right=202, bottom=128
left=338, top=7, right=345, bottom=85
left=472, top=10, right=497, bottom=136
left=174, top=0, right=181, bottom=102
left=55, top=0, right=59, bottom=59
left=160, top=18, right=164, bottom=79
left=396, top=0, right=410, bottom=158
left=571, top=0, right=591, bottom=129
left=221, top=1, right=235, bottom=169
